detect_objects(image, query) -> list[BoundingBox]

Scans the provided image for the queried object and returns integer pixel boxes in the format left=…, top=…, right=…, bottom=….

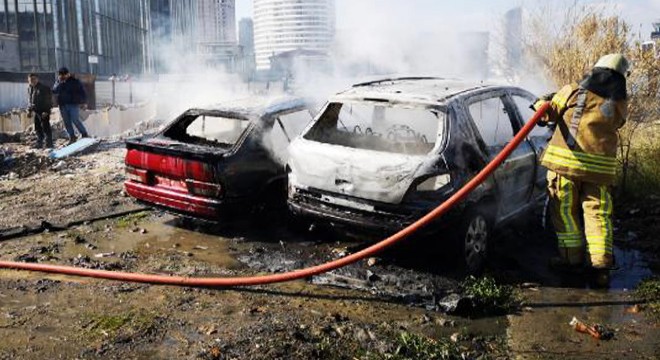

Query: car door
left=465, top=91, right=535, bottom=220
left=508, top=90, right=552, bottom=201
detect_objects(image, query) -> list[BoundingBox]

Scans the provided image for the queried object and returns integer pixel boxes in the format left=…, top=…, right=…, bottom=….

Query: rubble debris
left=436, top=293, right=475, bottom=315
left=70, top=254, right=124, bottom=270
left=0, top=151, right=54, bottom=178
left=0, top=132, right=22, bottom=143
left=366, top=270, right=380, bottom=282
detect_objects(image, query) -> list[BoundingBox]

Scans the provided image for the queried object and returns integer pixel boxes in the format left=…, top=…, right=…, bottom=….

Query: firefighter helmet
left=594, top=53, right=630, bottom=76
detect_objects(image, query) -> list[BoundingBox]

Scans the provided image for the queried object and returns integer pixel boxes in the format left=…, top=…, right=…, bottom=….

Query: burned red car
left=124, top=97, right=314, bottom=220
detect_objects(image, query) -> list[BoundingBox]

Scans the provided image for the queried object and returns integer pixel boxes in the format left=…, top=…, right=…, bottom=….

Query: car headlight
left=416, top=174, right=451, bottom=192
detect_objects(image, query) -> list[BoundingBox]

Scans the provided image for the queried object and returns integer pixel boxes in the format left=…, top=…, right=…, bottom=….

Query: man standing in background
left=52, top=67, right=89, bottom=144
left=27, top=73, right=54, bottom=149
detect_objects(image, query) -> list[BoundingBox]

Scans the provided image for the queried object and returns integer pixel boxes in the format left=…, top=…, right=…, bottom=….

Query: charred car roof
left=332, top=77, right=497, bottom=106
left=184, top=96, right=310, bottom=119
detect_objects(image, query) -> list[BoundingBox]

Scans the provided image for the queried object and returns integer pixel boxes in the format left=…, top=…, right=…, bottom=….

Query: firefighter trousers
left=546, top=170, right=614, bottom=268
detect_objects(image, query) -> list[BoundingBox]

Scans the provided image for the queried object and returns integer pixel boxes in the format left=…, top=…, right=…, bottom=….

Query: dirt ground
left=0, top=139, right=142, bottom=232
left=0, top=139, right=658, bottom=359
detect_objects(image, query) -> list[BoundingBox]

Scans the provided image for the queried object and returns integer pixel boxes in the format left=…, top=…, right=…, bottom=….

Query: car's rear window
left=304, top=102, right=445, bottom=155
left=163, top=114, right=250, bottom=148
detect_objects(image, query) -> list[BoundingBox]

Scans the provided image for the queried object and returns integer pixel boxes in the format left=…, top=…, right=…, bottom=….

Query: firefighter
left=534, top=54, right=629, bottom=286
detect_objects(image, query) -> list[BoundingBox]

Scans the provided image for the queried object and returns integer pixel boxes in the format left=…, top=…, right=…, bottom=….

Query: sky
left=236, top=0, right=660, bottom=36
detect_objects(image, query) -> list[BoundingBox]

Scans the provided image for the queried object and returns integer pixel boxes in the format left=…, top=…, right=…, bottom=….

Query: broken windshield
left=163, top=113, right=250, bottom=148
left=304, top=102, right=445, bottom=155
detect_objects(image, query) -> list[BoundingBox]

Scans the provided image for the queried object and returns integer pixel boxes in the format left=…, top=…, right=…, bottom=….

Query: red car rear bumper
left=124, top=181, right=223, bottom=219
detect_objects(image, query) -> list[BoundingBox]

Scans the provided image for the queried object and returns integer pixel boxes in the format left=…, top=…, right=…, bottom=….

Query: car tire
left=454, top=207, right=492, bottom=275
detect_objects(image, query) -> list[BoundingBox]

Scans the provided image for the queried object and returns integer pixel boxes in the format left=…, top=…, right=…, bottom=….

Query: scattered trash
left=207, top=345, right=222, bottom=360
left=51, top=161, right=66, bottom=171
left=625, top=304, right=642, bottom=314
left=435, top=317, right=455, bottom=327
left=94, top=252, right=116, bottom=258
left=450, top=332, right=460, bottom=343
left=199, top=324, right=218, bottom=335
left=569, top=317, right=614, bottom=340
left=367, top=257, right=378, bottom=267
left=193, top=245, right=209, bottom=250
left=331, top=247, right=348, bottom=258
left=140, top=228, right=148, bottom=234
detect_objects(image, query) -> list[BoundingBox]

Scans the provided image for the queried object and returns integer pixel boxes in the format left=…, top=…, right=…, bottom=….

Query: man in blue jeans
left=53, top=67, right=89, bottom=144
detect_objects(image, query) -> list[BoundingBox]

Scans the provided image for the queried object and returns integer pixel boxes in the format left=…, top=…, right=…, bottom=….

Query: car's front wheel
left=455, top=208, right=491, bottom=275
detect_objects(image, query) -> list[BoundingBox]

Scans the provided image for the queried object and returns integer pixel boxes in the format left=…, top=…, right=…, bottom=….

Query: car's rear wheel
left=455, top=207, right=491, bottom=275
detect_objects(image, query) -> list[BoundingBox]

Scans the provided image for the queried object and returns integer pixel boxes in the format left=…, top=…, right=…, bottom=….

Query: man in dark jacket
left=52, top=67, right=89, bottom=144
left=27, top=73, right=54, bottom=148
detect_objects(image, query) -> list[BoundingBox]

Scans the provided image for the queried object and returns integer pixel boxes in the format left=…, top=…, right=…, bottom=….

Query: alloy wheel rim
left=464, top=215, right=488, bottom=271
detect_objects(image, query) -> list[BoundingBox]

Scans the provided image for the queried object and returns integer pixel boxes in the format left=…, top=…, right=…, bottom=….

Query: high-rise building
left=239, top=18, right=255, bottom=76
left=239, top=18, right=254, bottom=55
left=504, top=7, right=523, bottom=73
left=652, top=20, right=660, bottom=40
left=194, top=0, right=239, bottom=71
left=0, top=0, right=151, bottom=75
left=253, top=0, right=335, bottom=71
left=196, top=0, right=236, bottom=43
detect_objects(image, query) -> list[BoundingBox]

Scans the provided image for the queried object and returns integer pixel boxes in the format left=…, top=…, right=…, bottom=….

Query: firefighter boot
left=549, top=247, right=584, bottom=272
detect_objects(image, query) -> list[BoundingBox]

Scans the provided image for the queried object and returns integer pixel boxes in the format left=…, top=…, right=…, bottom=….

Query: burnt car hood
left=288, top=139, right=427, bottom=204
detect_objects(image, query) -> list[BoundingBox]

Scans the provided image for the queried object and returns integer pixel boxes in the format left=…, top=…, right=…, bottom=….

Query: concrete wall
left=0, top=33, right=20, bottom=72
left=0, top=111, right=31, bottom=133
left=0, top=102, right=156, bottom=137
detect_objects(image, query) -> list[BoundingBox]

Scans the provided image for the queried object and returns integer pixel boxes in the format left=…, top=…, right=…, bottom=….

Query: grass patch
left=461, top=276, right=518, bottom=316
left=388, top=332, right=463, bottom=360
left=635, top=277, right=660, bottom=318
left=85, top=310, right=159, bottom=339
left=116, top=211, right=150, bottom=228
left=620, top=142, right=660, bottom=199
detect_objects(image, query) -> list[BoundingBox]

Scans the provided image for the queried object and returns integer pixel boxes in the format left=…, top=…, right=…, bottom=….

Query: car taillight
left=126, top=166, right=148, bottom=183
left=186, top=179, right=223, bottom=198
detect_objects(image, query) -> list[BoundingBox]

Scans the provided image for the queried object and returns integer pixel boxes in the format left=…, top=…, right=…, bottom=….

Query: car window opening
left=304, top=102, right=444, bottom=155
left=266, top=109, right=316, bottom=162
left=163, top=114, right=250, bottom=148
left=468, top=97, right=514, bottom=153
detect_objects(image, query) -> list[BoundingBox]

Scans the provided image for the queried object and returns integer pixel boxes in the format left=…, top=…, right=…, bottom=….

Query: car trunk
left=125, top=137, right=227, bottom=198
left=288, top=139, right=427, bottom=204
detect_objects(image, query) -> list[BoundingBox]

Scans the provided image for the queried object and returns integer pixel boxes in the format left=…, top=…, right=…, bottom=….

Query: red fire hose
left=0, top=104, right=550, bottom=287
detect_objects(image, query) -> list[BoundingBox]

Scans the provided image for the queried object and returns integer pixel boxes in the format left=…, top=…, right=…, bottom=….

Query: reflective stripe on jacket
left=540, top=83, right=627, bottom=185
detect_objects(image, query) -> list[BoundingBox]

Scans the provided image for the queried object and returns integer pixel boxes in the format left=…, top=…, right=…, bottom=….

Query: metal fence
left=0, top=82, right=27, bottom=112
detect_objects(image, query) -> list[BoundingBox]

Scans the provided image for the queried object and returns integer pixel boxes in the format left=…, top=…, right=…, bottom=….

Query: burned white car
left=287, top=77, right=550, bottom=273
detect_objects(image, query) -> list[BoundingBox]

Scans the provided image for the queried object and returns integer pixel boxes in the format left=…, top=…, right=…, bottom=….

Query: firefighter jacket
left=540, top=83, right=627, bottom=185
